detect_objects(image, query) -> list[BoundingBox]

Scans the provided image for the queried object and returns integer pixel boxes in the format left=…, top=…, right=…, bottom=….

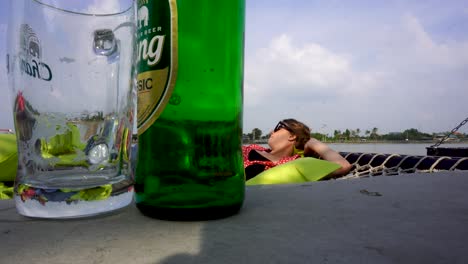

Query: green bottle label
left=136, top=0, right=178, bottom=135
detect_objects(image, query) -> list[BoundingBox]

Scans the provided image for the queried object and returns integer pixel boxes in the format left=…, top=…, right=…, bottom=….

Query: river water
left=328, top=143, right=468, bottom=156
left=255, top=143, right=468, bottom=156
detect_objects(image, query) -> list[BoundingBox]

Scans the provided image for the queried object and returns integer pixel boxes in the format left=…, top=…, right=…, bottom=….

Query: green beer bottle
left=135, top=0, right=245, bottom=220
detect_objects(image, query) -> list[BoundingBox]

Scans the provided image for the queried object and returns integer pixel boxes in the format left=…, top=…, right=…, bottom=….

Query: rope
left=412, top=156, right=430, bottom=172
left=449, top=157, right=468, bottom=171
left=379, top=154, right=401, bottom=175
left=428, top=156, right=451, bottom=172
left=339, top=152, right=468, bottom=179
left=384, top=155, right=412, bottom=175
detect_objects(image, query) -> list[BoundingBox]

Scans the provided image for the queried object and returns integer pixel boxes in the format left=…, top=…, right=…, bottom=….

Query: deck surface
left=1, top=171, right=468, bottom=263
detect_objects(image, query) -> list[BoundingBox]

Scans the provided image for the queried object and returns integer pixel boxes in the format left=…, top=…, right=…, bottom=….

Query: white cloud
left=244, top=14, right=468, bottom=135
left=370, top=14, right=468, bottom=107
left=376, top=14, right=468, bottom=71
left=245, top=34, right=380, bottom=109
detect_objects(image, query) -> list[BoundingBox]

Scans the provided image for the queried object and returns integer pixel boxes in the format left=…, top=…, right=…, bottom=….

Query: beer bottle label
left=136, top=0, right=178, bottom=135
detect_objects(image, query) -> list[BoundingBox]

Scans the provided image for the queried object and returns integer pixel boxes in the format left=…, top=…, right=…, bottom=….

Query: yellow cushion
left=0, top=134, right=17, bottom=182
left=246, top=157, right=340, bottom=186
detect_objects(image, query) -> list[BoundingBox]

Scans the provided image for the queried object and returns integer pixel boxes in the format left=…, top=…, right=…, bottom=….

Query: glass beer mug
left=7, top=0, right=137, bottom=218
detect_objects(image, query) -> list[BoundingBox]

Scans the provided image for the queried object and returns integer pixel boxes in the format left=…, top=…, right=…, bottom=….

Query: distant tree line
left=82, top=111, right=105, bottom=121
left=243, top=127, right=467, bottom=143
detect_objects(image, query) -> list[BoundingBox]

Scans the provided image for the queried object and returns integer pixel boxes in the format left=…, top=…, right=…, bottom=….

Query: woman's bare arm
left=304, top=138, right=352, bottom=177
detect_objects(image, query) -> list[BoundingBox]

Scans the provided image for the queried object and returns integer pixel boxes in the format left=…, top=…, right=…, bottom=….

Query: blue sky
left=1, top=0, right=468, bottom=136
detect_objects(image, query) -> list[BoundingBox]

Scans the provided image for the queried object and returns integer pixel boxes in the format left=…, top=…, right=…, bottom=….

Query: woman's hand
left=304, top=138, right=352, bottom=177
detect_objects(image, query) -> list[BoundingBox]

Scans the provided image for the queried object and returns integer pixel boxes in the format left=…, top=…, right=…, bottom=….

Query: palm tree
left=334, top=130, right=341, bottom=140
left=252, top=128, right=262, bottom=140
left=350, top=130, right=357, bottom=140
left=371, top=127, right=379, bottom=139
left=365, top=130, right=370, bottom=138
left=344, top=129, right=351, bottom=140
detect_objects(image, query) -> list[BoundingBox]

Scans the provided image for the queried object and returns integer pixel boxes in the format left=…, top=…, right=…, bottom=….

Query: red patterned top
left=242, top=144, right=301, bottom=171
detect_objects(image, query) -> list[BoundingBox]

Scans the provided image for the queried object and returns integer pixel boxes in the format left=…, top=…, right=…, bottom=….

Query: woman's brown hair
left=282, top=118, right=311, bottom=150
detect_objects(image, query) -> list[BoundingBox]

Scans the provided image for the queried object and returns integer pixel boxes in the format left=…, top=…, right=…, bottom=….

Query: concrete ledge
left=1, top=171, right=468, bottom=263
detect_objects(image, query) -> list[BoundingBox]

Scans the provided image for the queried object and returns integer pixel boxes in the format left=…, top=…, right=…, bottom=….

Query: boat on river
left=426, top=146, right=468, bottom=157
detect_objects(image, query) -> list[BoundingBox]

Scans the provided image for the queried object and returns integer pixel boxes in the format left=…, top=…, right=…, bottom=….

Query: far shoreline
left=244, top=139, right=468, bottom=145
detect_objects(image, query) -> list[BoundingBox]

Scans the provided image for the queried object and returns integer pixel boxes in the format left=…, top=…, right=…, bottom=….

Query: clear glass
left=7, top=0, right=137, bottom=218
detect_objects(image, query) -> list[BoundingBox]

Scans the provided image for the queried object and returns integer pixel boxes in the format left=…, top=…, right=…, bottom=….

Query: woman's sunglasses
left=274, top=121, right=293, bottom=133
